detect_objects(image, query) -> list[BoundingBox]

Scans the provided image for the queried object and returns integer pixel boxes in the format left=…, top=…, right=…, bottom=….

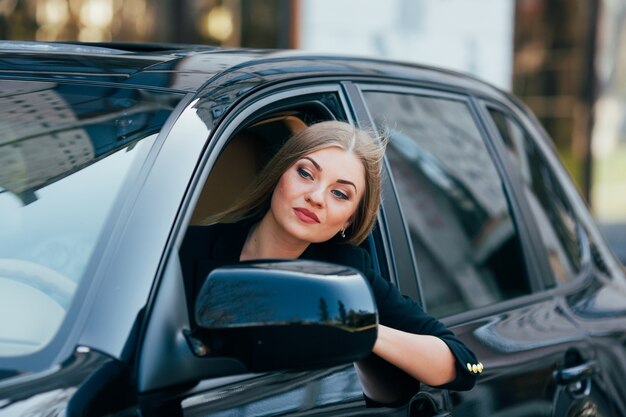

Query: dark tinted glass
left=488, top=108, right=581, bottom=283
left=363, top=91, right=530, bottom=317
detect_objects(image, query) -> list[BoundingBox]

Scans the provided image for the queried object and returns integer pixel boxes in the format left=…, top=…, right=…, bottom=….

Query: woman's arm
left=307, top=244, right=480, bottom=403
left=373, top=324, right=456, bottom=386
left=354, top=325, right=459, bottom=405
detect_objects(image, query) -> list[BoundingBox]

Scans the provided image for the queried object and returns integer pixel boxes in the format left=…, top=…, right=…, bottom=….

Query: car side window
left=181, top=92, right=390, bottom=318
left=362, top=90, right=530, bottom=317
left=487, top=107, right=582, bottom=284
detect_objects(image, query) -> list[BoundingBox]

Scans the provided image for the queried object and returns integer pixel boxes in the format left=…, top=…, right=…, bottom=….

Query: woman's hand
left=372, top=324, right=456, bottom=387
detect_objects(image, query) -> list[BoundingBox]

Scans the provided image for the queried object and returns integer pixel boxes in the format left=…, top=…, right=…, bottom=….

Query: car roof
left=0, top=41, right=511, bottom=101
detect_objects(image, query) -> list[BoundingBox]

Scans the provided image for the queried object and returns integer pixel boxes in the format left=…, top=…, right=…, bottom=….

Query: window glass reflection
left=0, top=80, right=182, bottom=356
left=488, top=108, right=581, bottom=283
left=363, top=91, right=530, bottom=317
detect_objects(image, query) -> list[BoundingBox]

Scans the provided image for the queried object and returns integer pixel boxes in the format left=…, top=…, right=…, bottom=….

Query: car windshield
left=0, top=80, right=183, bottom=357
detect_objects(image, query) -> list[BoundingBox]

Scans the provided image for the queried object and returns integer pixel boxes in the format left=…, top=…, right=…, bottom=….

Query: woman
left=184, top=120, right=480, bottom=405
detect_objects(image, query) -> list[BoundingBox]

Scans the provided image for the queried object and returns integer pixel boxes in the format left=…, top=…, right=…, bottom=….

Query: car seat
left=189, top=115, right=307, bottom=224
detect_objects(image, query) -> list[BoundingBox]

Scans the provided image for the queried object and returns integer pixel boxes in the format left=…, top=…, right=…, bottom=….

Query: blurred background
left=1, top=0, right=624, bottom=261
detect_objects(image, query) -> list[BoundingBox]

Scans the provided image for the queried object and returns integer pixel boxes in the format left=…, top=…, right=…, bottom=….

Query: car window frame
left=478, top=99, right=594, bottom=288
left=501, top=98, right=626, bottom=285
left=341, top=82, right=404, bottom=290
left=348, top=82, right=549, bottom=318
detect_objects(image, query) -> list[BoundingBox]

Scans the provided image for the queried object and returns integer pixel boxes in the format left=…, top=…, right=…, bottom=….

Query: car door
left=480, top=100, right=622, bottom=416
left=352, top=83, right=600, bottom=416
left=134, top=82, right=412, bottom=417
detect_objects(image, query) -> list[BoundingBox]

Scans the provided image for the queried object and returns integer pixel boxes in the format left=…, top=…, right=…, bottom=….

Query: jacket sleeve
left=336, top=245, right=480, bottom=392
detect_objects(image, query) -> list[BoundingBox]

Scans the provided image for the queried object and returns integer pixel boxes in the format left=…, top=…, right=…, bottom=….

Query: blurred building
left=0, top=0, right=624, bottom=230
left=513, top=1, right=599, bottom=205
left=298, top=0, right=514, bottom=90
left=0, top=0, right=293, bottom=47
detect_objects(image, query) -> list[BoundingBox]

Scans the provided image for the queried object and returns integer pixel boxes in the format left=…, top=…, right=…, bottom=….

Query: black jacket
left=180, top=218, right=479, bottom=395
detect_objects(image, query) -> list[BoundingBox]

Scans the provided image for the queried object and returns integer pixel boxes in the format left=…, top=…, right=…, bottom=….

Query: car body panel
left=0, top=349, right=127, bottom=417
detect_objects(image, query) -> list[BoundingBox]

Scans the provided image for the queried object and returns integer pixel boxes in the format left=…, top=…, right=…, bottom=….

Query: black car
left=1, top=41, right=626, bottom=417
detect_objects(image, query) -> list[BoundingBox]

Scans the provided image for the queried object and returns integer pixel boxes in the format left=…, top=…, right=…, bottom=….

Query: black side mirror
left=190, top=260, right=377, bottom=372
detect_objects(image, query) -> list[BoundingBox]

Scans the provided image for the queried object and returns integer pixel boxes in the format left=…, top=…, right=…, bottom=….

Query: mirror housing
left=191, top=260, right=378, bottom=372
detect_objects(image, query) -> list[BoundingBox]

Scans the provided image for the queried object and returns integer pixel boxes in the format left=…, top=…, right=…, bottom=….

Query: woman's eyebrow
left=303, top=157, right=321, bottom=170
left=338, top=179, right=357, bottom=192
left=303, top=156, right=357, bottom=192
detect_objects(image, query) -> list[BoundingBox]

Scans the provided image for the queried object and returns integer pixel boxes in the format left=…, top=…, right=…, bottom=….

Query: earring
left=340, top=228, right=346, bottom=238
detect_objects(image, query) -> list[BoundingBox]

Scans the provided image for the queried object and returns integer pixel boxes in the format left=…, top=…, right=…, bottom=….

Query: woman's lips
left=293, top=207, right=320, bottom=224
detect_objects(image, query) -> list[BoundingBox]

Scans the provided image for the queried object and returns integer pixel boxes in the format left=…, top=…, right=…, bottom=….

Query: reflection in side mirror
left=191, top=260, right=378, bottom=372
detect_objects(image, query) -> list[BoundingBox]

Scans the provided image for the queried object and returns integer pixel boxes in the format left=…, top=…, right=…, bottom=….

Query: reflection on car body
left=1, top=41, right=626, bottom=417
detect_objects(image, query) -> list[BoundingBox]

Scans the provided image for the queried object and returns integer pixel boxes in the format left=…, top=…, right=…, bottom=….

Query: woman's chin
left=285, top=224, right=334, bottom=244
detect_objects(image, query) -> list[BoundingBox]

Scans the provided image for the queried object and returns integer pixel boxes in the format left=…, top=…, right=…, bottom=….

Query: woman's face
left=269, top=146, right=366, bottom=244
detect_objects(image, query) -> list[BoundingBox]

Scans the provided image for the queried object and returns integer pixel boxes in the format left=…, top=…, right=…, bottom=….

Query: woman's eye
left=297, top=167, right=312, bottom=179
left=332, top=190, right=349, bottom=200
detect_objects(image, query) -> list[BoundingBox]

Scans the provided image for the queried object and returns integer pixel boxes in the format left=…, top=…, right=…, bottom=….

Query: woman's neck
left=239, top=213, right=309, bottom=261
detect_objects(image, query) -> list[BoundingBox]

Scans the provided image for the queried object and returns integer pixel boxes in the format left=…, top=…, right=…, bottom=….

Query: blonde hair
left=205, top=120, right=387, bottom=245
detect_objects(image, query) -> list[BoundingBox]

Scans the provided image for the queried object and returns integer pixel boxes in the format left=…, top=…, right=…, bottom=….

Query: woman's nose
left=305, top=188, right=324, bottom=207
